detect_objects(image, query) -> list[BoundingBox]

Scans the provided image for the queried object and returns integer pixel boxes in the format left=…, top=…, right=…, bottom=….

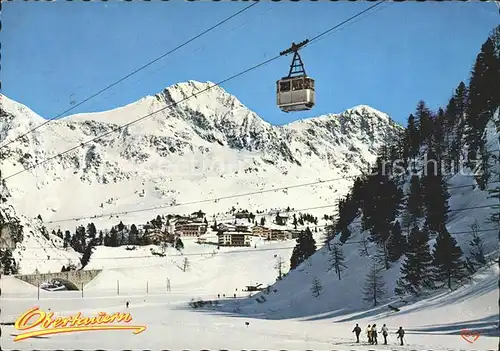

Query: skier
left=352, top=323, right=361, bottom=343
left=371, top=324, right=378, bottom=345
left=126, top=301, right=129, bottom=308
left=381, top=324, right=388, bottom=345
left=366, top=324, right=372, bottom=344
left=396, top=326, right=405, bottom=346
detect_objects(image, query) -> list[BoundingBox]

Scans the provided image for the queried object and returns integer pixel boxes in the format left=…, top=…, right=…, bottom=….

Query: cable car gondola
left=276, top=40, right=315, bottom=113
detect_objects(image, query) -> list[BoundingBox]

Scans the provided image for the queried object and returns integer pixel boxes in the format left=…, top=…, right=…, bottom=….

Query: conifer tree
left=415, top=100, right=434, bottom=146
left=129, top=224, right=139, bottom=245
left=395, top=226, right=434, bottom=296
left=328, top=243, right=347, bottom=280
left=431, top=230, right=466, bottom=290
left=406, top=175, right=424, bottom=225
left=466, top=36, right=500, bottom=176
left=86, top=223, right=96, bottom=238
left=0, top=249, right=18, bottom=275
left=421, top=149, right=450, bottom=233
left=109, top=227, right=118, bottom=247
left=275, top=255, right=285, bottom=280
left=63, top=230, right=71, bottom=249
left=360, top=172, right=403, bottom=268
left=433, top=108, right=446, bottom=159
left=323, top=223, right=336, bottom=250
left=311, top=276, right=323, bottom=297
left=407, top=114, right=420, bottom=158
left=357, top=233, right=370, bottom=257
left=103, top=233, right=110, bottom=246
left=488, top=184, right=500, bottom=227
left=86, top=223, right=96, bottom=239
left=363, top=260, right=386, bottom=306
left=182, top=257, right=190, bottom=272
left=290, top=227, right=316, bottom=270
left=74, top=225, right=86, bottom=252
left=447, top=82, right=468, bottom=173
left=387, top=221, right=406, bottom=262
left=468, top=220, right=486, bottom=266
left=175, top=237, right=184, bottom=251
left=80, top=238, right=96, bottom=269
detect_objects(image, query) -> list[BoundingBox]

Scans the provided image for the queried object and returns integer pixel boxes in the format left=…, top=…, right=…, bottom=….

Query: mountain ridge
left=0, top=80, right=401, bottom=233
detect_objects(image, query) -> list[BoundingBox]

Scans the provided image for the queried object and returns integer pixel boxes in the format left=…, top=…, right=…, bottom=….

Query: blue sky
left=1, top=1, right=498, bottom=127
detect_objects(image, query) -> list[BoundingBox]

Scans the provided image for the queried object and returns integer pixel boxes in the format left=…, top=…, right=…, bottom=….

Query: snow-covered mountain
left=0, top=80, right=401, bottom=233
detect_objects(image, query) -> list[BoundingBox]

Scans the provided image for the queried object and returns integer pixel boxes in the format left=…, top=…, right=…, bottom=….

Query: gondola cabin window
left=279, top=81, right=291, bottom=92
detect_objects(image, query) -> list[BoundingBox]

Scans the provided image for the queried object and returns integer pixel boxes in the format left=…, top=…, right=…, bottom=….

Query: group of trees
left=55, top=216, right=186, bottom=271
left=290, top=227, right=317, bottom=270
left=292, top=213, right=319, bottom=228
left=0, top=248, right=18, bottom=275
left=53, top=222, right=100, bottom=270
left=308, top=26, right=499, bottom=303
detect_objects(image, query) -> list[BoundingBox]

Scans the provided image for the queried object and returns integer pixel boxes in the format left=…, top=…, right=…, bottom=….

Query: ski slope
left=1, top=258, right=498, bottom=350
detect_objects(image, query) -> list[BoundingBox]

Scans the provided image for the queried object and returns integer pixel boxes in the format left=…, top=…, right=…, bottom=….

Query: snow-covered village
left=1, top=2, right=499, bottom=350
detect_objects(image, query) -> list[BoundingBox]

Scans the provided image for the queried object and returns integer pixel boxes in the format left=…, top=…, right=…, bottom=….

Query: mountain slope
left=210, top=108, right=499, bottom=333
left=0, top=81, right=401, bottom=233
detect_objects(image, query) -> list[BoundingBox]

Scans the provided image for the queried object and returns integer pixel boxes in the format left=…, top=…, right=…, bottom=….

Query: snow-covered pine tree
left=406, top=175, right=424, bottom=226
left=395, top=226, right=434, bottom=296
left=431, top=229, right=466, bottom=290
left=362, top=260, right=386, bottom=307
left=328, top=243, right=347, bottom=280
left=311, top=276, right=323, bottom=298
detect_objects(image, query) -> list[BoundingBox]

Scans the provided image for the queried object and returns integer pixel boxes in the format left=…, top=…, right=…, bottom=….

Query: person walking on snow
left=352, top=324, right=361, bottom=343
left=396, top=326, right=405, bottom=345
left=366, top=324, right=372, bottom=344
left=371, top=324, right=378, bottom=345
left=381, top=324, right=388, bottom=345
left=126, top=301, right=129, bottom=308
